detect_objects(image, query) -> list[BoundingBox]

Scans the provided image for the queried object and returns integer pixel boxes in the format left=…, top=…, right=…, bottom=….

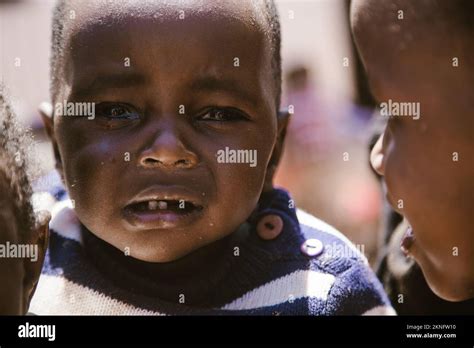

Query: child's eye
left=196, top=108, right=247, bottom=122
left=96, top=102, right=139, bottom=120
left=95, top=102, right=140, bottom=129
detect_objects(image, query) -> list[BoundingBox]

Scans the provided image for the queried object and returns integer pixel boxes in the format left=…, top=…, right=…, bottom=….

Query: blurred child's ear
left=262, top=109, right=291, bottom=193
left=370, top=133, right=386, bottom=177
left=22, top=211, right=50, bottom=314
left=38, top=102, right=64, bottom=178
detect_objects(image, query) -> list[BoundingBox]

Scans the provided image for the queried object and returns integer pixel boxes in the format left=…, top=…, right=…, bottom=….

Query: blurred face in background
left=352, top=0, right=474, bottom=301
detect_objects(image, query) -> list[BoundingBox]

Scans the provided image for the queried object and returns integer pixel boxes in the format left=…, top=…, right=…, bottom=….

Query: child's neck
left=82, top=223, right=250, bottom=305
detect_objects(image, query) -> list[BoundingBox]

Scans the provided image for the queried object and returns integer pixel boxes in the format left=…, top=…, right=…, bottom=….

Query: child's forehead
left=351, top=1, right=467, bottom=84
left=59, top=1, right=275, bottom=108
left=66, top=0, right=266, bottom=35
left=62, top=0, right=272, bottom=74
left=351, top=0, right=471, bottom=48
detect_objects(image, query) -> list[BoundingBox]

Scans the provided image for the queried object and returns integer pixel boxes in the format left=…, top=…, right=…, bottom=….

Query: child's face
left=47, top=1, right=284, bottom=262
left=352, top=0, right=474, bottom=301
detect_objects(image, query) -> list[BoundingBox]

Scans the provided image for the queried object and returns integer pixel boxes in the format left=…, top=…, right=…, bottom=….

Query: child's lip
left=400, top=226, right=416, bottom=256
left=125, top=185, right=205, bottom=209
left=122, top=207, right=204, bottom=230
left=122, top=185, right=206, bottom=230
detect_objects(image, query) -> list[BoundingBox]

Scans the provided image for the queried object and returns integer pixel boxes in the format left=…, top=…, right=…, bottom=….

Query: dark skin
left=41, top=1, right=289, bottom=279
left=352, top=0, right=474, bottom=301
left=0, top=171, right=49, bottom=315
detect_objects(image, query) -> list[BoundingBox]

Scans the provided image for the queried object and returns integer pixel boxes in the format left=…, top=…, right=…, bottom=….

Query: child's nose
left=138, top=130, right=198, bottom=170
left=370, top=133, right=386, bottom=176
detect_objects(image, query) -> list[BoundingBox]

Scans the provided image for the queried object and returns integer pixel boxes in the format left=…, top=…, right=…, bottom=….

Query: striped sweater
left=30, top=178, right=394, bottom=315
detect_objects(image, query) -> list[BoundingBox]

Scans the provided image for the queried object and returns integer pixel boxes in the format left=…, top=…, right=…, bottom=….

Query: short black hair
left=0, top=88, right=37, bottom=241
left=50, top=0, right=282, bottom=109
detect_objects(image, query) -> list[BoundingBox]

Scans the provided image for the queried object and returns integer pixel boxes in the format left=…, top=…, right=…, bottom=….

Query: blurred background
left=0, top=0, right=382, bottom=264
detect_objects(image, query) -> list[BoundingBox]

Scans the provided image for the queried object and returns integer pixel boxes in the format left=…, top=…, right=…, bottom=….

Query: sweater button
left=300, top=238, right=324, bottom=257
left=257, top=214, right=283, bottom=240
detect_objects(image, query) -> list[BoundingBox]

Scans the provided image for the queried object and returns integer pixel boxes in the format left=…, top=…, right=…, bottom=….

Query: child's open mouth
left=122, top=185, right=205, bottom=230
left=400, top=226, right=415, bottom=256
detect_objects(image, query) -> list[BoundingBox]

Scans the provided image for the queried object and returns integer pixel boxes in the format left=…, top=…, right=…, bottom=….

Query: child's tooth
left=158, top=200, right=167, bottom=210
left=148, top=200, right=159, bottom=210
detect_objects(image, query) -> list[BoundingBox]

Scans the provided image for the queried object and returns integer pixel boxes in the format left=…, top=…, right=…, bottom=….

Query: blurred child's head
left=42, top=0, right=288, bottom=263
left=351, top=0, right=474, bottom=301
left=0, top=91, right=49, bottom=314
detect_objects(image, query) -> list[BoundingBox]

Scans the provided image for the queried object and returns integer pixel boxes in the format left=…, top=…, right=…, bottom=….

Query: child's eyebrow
left=189, top=76, right=259, bottom=108
left=70, top=72, right=148, bottom=99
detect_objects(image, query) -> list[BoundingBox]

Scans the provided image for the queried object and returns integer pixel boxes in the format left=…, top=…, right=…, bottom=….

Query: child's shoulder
left=294, top=209, right=395, bottom=315
left=297, top=209, right=369, bottom=269
left=220, top=207, right=395, bottom=315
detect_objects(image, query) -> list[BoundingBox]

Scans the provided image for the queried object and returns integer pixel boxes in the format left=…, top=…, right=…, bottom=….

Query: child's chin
left=126, top=239, right=205, bottom=263
left=421, top=260, right=474, bottom=302
left=129, top=247, right=195, bottom=263
left=430, top=283, right=473, bottom=303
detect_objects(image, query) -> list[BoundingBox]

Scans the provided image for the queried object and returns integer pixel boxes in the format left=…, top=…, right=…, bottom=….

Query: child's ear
left=22, top=211, right=50, bottom=314
left=370, top=133, right=386, bottom=177
left=262, top=109, right=291, bottom=193
left=38, top=102, right=64, bottom=178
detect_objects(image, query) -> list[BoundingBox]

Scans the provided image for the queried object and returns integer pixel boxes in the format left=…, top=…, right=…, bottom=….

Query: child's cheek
left=209, top=128, right=274, bottom=225
left=382, top=143, right=406, bottom=213
left=209, top=163, right=263, bottom=241
left=59, top=132, right=126, bottom=224
left=63, top=137, right=114, bottom=184
left=383, top=127, right=423, bottom=215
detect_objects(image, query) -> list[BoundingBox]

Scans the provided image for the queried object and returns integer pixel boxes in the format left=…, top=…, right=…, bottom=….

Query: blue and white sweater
left=30, top=176, right=394, bottom=315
